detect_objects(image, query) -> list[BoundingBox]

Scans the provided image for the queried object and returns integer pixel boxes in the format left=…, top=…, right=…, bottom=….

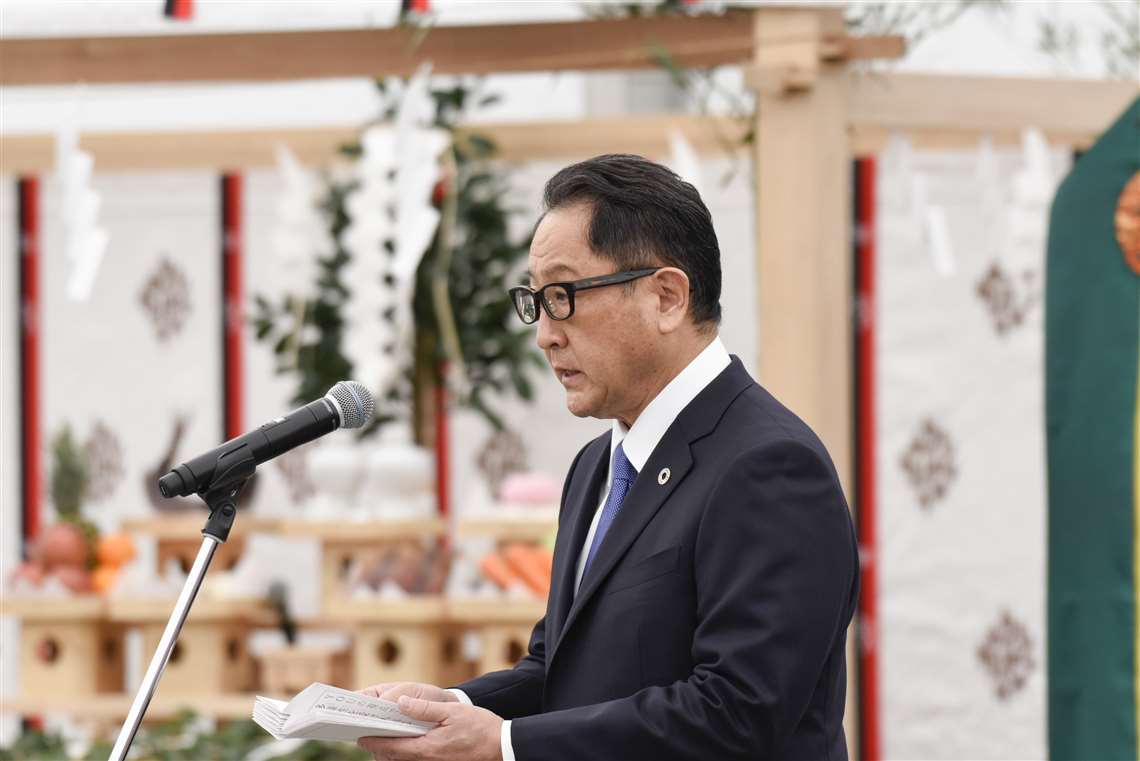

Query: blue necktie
left=582, top=442, right=638, bottom=579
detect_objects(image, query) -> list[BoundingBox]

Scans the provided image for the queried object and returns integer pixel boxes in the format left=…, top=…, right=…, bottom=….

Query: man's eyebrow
left=526, top=264, right=576, bottom=283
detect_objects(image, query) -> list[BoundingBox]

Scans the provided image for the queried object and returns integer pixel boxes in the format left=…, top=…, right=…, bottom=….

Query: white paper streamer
left=923, top=205, right=956, bottom=278
left=273, top=143, right=329, bottom=299
left=56, top=128, right=108, bottom=302
left=340, top=64, right=447, bottom=406
left=668, top=128, right=704, bottom=200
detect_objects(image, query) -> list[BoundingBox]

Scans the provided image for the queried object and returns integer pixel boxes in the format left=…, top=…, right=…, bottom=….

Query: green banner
left=1046, top=97, right=1140, bottom=760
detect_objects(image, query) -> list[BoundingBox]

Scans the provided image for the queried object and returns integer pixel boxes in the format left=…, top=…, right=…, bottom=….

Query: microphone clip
left=198, top=445, right=257, bottom=544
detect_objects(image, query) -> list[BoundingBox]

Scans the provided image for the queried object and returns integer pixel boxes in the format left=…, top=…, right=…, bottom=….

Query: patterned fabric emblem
left=900, top=418, right=957, bottom=508
left=975, top=262, right=1039, bottom=335
left=276, top=448, right=316, bottom=503
left=140, top=258, right=191, bottom=341
left=477, top=429, right=527, bottom=498
left=83, top=420, right=124, bottom=501
left=977, top=610, right=1035, bottom=700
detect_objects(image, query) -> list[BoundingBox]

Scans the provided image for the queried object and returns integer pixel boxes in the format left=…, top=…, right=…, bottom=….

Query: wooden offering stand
left=122, top=515, right=281, bottom=574
left=0, top=597, right=123, bottom=699
left=107, top=596, right=273, bottom=697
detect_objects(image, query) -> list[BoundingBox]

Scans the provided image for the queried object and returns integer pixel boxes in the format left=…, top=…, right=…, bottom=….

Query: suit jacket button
left=657, top=468, right=671, bottom=485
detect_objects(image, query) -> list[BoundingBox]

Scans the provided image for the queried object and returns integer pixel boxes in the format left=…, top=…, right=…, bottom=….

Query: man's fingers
left=358, top=735, right=420, bottom=761
left=357, top=736, right=387, bottom=758
left=397, top=695, right=453, bottom=723
left=358, top=682, right=393, bottom=699
left=377, top=683, right=412, bottom=701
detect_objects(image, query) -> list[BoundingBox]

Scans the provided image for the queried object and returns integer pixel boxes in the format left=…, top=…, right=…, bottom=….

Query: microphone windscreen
left=328, top=381, right=374, bottom=429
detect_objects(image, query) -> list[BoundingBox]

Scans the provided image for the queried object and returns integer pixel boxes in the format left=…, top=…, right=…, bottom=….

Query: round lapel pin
left=657, top=468, right=671, bottom=485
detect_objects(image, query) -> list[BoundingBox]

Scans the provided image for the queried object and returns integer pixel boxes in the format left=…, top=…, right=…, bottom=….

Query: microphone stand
left=109, top=458, right=253, bottom=761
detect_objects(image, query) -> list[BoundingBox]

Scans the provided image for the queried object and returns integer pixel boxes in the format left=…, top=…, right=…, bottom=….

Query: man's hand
left=359, top=682, right=459, bottom=704
left=358, top=695, right=503, bottom=761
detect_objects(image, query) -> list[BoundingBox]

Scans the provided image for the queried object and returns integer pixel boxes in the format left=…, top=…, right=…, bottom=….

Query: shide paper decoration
left=340, top=66, right=449, bottom=412
left=56, top=129, right=109, bottom=302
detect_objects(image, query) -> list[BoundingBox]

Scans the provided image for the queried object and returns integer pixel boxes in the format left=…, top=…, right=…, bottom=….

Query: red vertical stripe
left=18, top=178, right=41, bottom=548
left=855, top=157, right=880, bottom=761
left=222, top=174, right=243, bottom=440
left=163, top=0, right=193, bottom=20
left=435, top=362, right=449, bottom=518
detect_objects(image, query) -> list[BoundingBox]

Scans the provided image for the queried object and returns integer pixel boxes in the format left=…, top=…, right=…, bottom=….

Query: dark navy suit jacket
left=455, top=357, right=859, bottom=760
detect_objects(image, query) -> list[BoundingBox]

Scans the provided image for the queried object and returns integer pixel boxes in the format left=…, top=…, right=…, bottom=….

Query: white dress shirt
left=457, top=337, right=732, bottom=761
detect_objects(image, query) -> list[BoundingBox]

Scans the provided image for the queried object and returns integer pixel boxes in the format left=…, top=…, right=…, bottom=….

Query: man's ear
left=653, top=267, right=691, bottom=334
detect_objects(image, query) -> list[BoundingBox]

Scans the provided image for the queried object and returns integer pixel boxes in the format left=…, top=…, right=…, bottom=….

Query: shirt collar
left=610, top=336, right=731, bottom=473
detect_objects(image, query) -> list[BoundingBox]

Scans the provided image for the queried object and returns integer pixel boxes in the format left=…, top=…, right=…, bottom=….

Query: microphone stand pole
left=109, top=474, right=250, bottom=761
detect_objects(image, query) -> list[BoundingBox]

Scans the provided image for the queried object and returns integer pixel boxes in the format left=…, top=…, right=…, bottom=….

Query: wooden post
left=752, top=6, right=853, bottom=492
left=750, top=5, right=857, bottom=753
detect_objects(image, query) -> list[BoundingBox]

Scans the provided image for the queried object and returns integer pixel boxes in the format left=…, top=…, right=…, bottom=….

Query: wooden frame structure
left=3, top=69, right=1130, bottom=174
left=1, top=12, right=1130, bottom=489
left=2, top=5, right=1136, bottom=756
left=0, top=11, right=904, bottom=85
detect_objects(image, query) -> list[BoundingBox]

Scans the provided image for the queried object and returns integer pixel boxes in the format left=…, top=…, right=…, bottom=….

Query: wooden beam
left=0, top=114, right=751, bottom=173
left=5, top=82, right=1121, bottom=175
left=3, top=74, right=1124, bottom=173
left=850, top=124, right=1114, bottom=154
left=0, top=128, right=358, bottom=174
left=822, top=34, right=906, bottom=62
left=0, top=13, right=756, bottom=86
left=464, top=114, right=750, bottom=163
left=849, top=72, right=1138, bottom=146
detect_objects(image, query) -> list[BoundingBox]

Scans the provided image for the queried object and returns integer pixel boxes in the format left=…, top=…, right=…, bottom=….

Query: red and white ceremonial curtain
left=857, top=136, right=1068, bottom=758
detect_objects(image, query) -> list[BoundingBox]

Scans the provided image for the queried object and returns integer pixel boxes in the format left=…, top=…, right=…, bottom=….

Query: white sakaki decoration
left=668, top=128, right=704, bottom=200
left=882, top=132, right=958, bottom=277
left=302, top=66, right=442, bottom=521
left=974, top=135, right=1003, bottom=248
left=56, top=129, right=108, bottom=302
left=272, top=143, right=329, bottom=300
left=879, top=132, right=916, bottom=217
left=341, top=126, right=397, bottom=395
left=923, top=205, right=956, bottom=277
left=1009, top=128, right=1055, bottom=244
left=972, top=128, right=1055, bottom=268
left=340, top=64, right=447, bottom=412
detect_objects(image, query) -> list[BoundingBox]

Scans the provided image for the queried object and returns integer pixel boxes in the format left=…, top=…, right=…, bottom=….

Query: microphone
left=157, top=381, right=374, bottom=498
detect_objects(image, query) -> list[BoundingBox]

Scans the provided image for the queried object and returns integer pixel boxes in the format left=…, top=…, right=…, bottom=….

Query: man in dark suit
left=360, top=154, right=859, bottom=761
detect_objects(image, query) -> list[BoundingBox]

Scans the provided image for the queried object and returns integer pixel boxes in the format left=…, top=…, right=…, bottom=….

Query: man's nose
left=535, top=308, right=566, bottom=352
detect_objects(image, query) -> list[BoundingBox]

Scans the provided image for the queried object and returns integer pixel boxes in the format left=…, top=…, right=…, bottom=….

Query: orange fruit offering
left=91, top=565, right=120, bottom=594
left=97, top=533, right=136, bottom=568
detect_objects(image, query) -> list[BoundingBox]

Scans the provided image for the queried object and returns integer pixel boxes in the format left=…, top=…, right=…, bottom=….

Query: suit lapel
left=552, top=435, right=693, bottom=660
left=546, top=435, right=609, bottom=650
left=549, top=357, right=755, bottom=665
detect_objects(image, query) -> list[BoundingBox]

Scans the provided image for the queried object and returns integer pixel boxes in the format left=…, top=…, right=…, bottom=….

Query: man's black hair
left=541, top=153, right=722, bottom=327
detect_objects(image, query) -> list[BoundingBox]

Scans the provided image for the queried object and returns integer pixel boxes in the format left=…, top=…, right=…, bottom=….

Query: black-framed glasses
left=508, top=268, right=661, bottom=324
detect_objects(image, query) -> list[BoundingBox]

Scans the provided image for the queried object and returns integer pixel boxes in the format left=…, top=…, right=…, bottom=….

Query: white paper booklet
left=252, top=683, right=436, bottom=743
